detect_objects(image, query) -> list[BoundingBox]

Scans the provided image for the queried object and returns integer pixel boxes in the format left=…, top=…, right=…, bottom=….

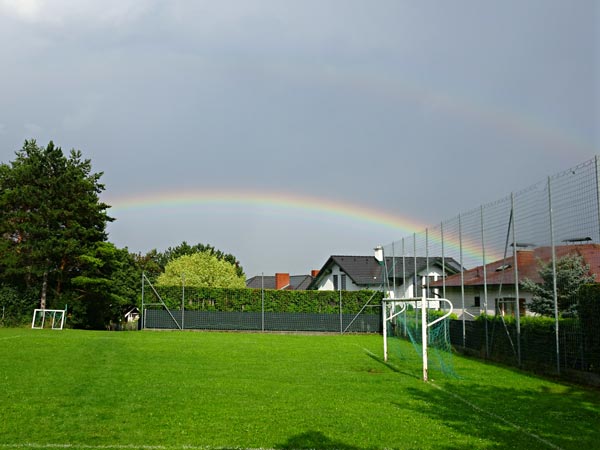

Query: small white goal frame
left=32, top=308, right=67, bottom=330
left=383, top=292, right=453, bottom=381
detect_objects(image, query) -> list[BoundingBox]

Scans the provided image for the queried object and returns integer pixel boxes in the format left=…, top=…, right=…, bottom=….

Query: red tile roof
left=432, top=244, right=600, bottom=287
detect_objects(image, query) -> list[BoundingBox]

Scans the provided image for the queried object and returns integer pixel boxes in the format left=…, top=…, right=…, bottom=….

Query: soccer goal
left=31, top=308, right=67, bottom=330
left=383, top=292, right=454, bottom=381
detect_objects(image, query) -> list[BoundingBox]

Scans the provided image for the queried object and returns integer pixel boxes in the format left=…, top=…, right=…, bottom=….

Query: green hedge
left=578, top=284, right=600, bottom=373
left=146, top=286, right=383, bottom=315
left=452, top=315, right=593, bottom=374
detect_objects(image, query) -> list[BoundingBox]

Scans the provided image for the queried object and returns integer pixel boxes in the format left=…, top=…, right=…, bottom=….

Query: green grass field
left=1, top=328, right=599, bottom=450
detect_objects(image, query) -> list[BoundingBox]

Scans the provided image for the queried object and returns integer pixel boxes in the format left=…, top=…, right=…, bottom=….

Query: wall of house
left=442, top=286, right=535, bottom=320
left=315, top=265, right=365, bottom=292
left=315, top=264, right=447, bottom=311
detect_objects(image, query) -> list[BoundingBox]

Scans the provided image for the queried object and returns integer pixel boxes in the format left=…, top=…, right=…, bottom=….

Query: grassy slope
left=0, top=328, right=599, bottom=449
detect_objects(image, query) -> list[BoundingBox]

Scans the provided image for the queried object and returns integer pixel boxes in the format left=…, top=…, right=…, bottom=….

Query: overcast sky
left=0, top=0, right=598, bottom=276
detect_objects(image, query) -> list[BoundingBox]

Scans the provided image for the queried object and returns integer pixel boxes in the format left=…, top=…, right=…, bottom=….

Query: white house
left=308, top=254, right=462, bottom=305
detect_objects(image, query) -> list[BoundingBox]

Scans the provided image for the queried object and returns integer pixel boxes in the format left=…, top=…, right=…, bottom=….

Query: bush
left=455, top=314, right=584, bottom=372
left=0, top=285, right=39, bottom=326
left=147, top=285, right=383, bottom=315
left=577, top=284, right=600, bottom=372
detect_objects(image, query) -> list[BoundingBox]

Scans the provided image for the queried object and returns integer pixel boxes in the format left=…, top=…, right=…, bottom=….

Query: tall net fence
left=141, top=281, right=383, bottom=334
left=382, top=156, right=600, bottom=383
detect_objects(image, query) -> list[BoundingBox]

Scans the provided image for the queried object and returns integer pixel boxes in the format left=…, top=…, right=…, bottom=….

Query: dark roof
left=308, top=255, right=462, bottom=289
left=431, top=244, right=600, bottom=287
left=246, top=275, right=314, bottom=290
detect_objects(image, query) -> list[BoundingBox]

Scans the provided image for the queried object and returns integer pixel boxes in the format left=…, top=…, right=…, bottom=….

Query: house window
left=413, top=275, right=422, bottom=297
left=474, top=296, right=481, bottom=307
left=333, top=275, right=338, bottom=291
left=341, top=274, right=347, bottom=290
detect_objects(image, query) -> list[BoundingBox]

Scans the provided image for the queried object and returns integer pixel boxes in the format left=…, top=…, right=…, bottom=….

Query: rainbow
left=107, top=189, right=424, bottom=232
left=105, top=189, right=492, bottom=263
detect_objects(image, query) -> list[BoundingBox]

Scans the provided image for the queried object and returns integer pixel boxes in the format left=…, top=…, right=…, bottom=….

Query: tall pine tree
left=0, top=140, right=113, bottom=308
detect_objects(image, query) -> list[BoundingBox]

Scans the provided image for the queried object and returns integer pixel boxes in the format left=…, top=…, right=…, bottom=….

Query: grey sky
left=0, top=0, right=597, bottom=276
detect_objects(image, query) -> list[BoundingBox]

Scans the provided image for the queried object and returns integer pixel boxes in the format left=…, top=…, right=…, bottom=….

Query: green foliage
left=68, top=242, right=140, bottom=329
left=429, top=309, right=458, bottom=320
left=149, top=284, right=383, bottom=314
left=148, top=241, right=245, bottom=278
left=0, top=284, right=38, bottom=326
left=461, top=315, right=586, bottom=372
left=0, top=140, right=112, bottom=308
left=577, top=284, right=600, bottom=372
left=157, top=252, right=246, bottom=289
left=132, top=248, right=163, bottom=280
left=520, top=253, right=596, bottom=317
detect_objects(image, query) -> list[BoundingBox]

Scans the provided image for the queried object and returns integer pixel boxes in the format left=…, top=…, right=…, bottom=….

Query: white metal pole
left=383, top=300, right=388, bottom=361
left=421, top=289, right=428, bottom=381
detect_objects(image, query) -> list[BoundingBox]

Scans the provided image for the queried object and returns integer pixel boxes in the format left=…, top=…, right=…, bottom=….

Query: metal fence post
left=339, top=288, right=343, bottom=334
left=459, top=214, right=466, bottom=348
left=182, top=273, right=185, bottom=331
left=548, top=176, right=560, bottom=375
left=413, top=233, right=418, bottom=324
left=441, top=222, right=446, bottom=301
left=481, top=205, right=489, bottom=358
left=261, top=273, right=265, bottom=332
left=392, top=242, right=396, bottom=295
left=402, top=237, right=407, bottom=336
left=402, top=238, right=406, bottom=298
left=511, top=193, right=522, bottom=366
left=141, top=272, right=145, bottom=330
left=594, top=155, right=600, bottom=242
left=425, top=228, right=430, bottom=297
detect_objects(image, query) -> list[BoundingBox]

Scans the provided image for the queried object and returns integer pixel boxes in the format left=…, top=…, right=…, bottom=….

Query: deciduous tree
left=156, top=252, right=245, bottom=289
left=155, top=241, right=245, bottom=278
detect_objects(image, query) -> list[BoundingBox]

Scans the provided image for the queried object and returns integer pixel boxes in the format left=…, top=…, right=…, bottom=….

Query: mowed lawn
left=1, top=328, right=599, bottom=449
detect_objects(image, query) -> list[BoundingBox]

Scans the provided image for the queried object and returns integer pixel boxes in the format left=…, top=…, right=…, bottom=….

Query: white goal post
left=383, top=291, right=453, bottom=381
left=32, top=308, right=67, bottom=330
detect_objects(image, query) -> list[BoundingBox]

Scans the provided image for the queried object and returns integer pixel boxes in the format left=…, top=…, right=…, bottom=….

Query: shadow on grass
left=398, top=380, right=600, bottom=450
left=275, top=431, right=359, bottom=449
left=364, top=350, right=423, bottom=380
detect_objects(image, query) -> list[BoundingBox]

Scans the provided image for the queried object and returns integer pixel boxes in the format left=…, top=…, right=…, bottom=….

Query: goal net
left=383, top=295, right=455, bottom=381
left=32, top=308, right=66, bottom=330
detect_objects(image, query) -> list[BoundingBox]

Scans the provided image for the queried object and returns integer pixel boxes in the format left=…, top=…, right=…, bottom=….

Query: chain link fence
left=141, top=281, right=383, bottom=334
left=383, top=156, right=600, bottom=383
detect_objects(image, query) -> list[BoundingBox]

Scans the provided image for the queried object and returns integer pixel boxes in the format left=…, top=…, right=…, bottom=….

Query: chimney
left=275, top=273, right=290, bottom=290
left=516, top=250, right=535, bottom=268
left=311, top=270, right=319, bottom=278
left=374, top=246, right=384, bottom=265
